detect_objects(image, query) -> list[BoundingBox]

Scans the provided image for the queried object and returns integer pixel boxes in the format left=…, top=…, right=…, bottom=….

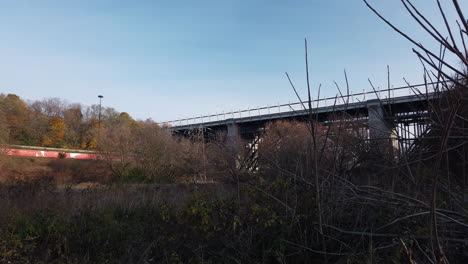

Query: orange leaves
left=42, top=117, right=66, bottom=147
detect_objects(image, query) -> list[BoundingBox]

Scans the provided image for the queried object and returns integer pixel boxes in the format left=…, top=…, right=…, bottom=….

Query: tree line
left=0, top=93, right=146, bottom=149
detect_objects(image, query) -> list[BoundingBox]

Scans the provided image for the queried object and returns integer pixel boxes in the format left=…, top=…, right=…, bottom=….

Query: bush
left=115, top=167, right=147, bottom=183
left=48, top=159, right=112, bottom=184
left=5, top=174, right=57, bottom=197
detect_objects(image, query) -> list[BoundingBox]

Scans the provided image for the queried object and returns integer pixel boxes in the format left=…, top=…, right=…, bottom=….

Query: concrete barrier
left=1, top=148, right=100, bottom=160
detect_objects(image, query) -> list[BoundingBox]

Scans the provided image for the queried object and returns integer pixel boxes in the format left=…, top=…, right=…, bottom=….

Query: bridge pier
left=225, top=121, right=242, bottom=169
left=226, top=120, right=240, bottom=151
left=367, top=100, right=397, bottom=152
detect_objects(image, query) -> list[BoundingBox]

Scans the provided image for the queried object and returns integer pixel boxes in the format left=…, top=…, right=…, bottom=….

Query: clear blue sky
left=0, top=0, right=464, bottom=121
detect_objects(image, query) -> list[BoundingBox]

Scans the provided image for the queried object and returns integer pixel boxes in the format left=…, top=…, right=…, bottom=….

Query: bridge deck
left=170, top=92, right=435, bottom=131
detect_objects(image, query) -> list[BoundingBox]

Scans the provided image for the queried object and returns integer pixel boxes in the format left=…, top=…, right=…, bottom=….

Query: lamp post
left=97, top=95, right=104, bottom=148
left=98, top=95, right=104, bottom=128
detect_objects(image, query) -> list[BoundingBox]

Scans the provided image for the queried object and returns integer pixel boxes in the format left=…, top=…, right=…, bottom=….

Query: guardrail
left=160, top=82, right=439, bottom=127
left=1, top=146, right=100, bottom=160
left=5, top=144, right=98, bottom=154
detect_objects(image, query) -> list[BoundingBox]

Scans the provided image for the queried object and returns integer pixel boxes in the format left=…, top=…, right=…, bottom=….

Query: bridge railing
left=160, top=83, right=438, bottom=128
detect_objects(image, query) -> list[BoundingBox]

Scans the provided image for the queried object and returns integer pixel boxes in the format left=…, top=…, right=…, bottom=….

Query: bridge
left=161, top=83, right=441, bottom=156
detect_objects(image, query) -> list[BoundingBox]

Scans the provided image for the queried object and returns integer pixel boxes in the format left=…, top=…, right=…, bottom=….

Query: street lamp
left=97, top=95, right=104, bottom=149
left=98, top=95, right=104, bottom=128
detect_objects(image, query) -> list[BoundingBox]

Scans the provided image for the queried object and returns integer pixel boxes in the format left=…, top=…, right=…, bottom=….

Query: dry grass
left=0, top=156, right=112, bottom=185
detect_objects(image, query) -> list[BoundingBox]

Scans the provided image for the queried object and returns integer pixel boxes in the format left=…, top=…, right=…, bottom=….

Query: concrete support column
left=225, top=120, right=241, bottom=169
left=368, top=100, right=392, bottom=140
left=367, top=100, right=398, bottom=152
left=226, top=120, right=240, bottom=151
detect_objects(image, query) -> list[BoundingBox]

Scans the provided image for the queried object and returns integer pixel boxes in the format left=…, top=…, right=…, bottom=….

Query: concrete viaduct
left=162, top=83, right=437, bottom=148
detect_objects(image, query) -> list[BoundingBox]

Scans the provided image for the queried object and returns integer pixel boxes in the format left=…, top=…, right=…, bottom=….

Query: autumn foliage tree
left=42, top=117, right=66, bottom=147
left=63, top=104, right=83, bottom=148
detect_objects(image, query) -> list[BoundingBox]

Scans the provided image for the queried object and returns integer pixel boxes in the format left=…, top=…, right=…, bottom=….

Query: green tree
left=118, top=112, right=133, bottom=125
left=0, top=94, right=30, bottom=144
left=0, top=111, right=9, bottom=144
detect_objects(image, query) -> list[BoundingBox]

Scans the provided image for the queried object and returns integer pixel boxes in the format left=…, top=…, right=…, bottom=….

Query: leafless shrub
left=360, top=1, right=468, bottom=262
left=247, top=1, right=468, bottom=262
left=98, top=124, right=136, bottom=178
left=98, top=120, right=215, bottom=183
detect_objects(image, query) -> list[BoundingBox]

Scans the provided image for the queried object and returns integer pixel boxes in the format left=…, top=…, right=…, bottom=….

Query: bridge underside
left=173, top=97, right=433, bottom=150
